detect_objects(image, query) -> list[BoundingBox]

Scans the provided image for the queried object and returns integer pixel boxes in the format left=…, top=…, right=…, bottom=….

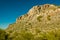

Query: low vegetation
left=37, top=15, right=43, bottom=22
left=1, top=29, right=60, bottom=40
left=0, top=28, right=8, bottom=40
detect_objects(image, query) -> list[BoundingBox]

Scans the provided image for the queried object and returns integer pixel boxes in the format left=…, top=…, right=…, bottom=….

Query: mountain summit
left=6, top=4, right=60, bottom=40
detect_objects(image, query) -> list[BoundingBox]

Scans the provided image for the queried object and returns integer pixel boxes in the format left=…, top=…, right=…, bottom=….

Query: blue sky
left=0, top=0, right=60, bottom=29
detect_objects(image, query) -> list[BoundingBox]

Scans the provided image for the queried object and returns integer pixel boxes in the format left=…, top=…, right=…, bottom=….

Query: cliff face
left=5, top=4, right=60, bottom=40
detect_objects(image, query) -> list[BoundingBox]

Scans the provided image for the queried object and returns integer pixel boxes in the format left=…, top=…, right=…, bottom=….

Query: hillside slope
left=5, top=4, right=60, bottom=40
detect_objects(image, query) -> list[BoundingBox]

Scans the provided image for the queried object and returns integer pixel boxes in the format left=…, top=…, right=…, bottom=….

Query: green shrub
left=37, top=16, right=43, bottom=22
left=47, top=15, right=51, bottom=21
left=0, top=29, right=7, bottom=40
left=58, top=6, right=60, bottom=8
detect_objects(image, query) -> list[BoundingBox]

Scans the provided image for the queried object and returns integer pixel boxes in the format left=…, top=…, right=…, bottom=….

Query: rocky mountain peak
left=16, top=4, right=60, bottom=23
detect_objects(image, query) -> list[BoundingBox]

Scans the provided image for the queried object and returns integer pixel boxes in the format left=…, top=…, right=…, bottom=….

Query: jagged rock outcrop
left=5, top=4, right=60, bottom=40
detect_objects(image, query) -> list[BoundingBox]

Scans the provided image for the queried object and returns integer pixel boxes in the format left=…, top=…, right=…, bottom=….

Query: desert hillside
left=1, top=4, right=60, bottom=40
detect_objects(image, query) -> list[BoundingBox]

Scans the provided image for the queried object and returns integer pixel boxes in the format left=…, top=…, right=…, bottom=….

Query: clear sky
left=0, top=0, right=60, bottom=29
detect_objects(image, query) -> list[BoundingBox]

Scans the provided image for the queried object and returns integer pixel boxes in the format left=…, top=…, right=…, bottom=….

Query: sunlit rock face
left=6, top=4, right=60, bottom=39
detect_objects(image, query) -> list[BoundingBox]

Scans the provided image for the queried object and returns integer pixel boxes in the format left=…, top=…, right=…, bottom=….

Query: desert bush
left=7, top=30, right=34, bottom=40
left=47, top=15, right=51, bottom=21
left=0, top=29, right=8, bottom=40
left=37, top=16, right=43, bottom=22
